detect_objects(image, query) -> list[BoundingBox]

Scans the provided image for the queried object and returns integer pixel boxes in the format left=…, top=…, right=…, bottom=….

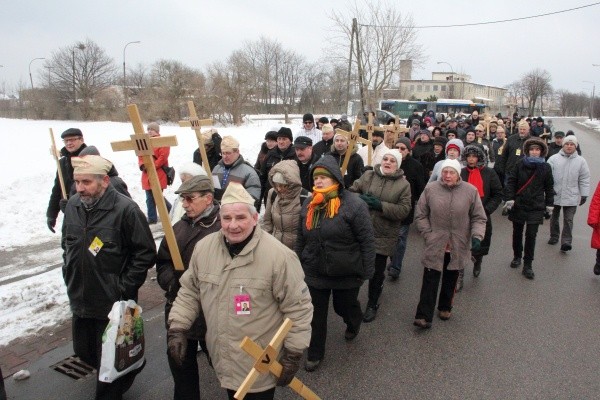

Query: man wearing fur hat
left=212, top=135, right=261, bottom=204
left=168, top=183, right=313, bottom=399
left=193, top=128, right=222, bottom=172
left=495, top=120, right=532, bottom=184
left=503, top=138, right=554, bottom=279
left=157, top=175, right=220, bottom=399
left=260, top=127, right=296, bottom=206
left=62, top=155, right=156, bottom=399
left=296, top=113, right=322, bottom=143
left=547, top=135, right=590, bottom=252
left=357, top=128, right=389, bottom=167
left=413, top=158, right=487, bottom=328
left=330, top=131, right=364, bottom=188
left=46, top=128, right=88, bottom=233
left=456, top=145, right=503, bottom=290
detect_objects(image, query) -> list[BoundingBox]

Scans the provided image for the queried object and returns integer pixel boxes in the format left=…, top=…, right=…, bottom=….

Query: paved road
left=4, top=118, right=600, bottom=399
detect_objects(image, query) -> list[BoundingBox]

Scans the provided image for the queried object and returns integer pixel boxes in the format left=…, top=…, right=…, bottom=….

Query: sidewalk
left=0, top=268, right=166, bottom=378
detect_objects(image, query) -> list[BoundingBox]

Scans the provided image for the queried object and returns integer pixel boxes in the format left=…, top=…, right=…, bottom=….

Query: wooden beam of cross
left=234, top=318, right=320, bottom=400
left=178, top=101, right=214, bottom=180
left=336, top=119, right=371, bottom=174
left=111, top=104, right=184, bottom=271
left=483, top=113, right=492, bottom=140
left=49, top=128, right=67, bottom=199
left=382, top=117, right=409, bottom=149
left=357, top=114, right=385, bottom=166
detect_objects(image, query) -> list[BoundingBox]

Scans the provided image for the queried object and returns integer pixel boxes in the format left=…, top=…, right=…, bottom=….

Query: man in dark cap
left=546, top=130, right=565, bottom=160
left=531, top=116, right=551, bottom=139
left=295, top=113, right=321, bottom=143
left=406, top=108, right=422, bottom=128
left=294, top=136, right=315, bottom=191
left=46, top=128, right=88, bottom=233
left=260, top=127, right=296, bottom=205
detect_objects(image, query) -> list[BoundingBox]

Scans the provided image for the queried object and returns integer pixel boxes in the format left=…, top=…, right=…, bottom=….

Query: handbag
left=161, top=165, right=176, bottom=186
left=98, top=300, right=145, bottom=383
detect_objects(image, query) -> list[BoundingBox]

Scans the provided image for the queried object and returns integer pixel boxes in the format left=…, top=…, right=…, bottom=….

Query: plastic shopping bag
left=98, top=300, right=145, bottom=383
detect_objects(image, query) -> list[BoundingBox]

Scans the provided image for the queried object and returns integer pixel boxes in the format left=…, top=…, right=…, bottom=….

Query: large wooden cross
left=358, top=113, right=385, bottom=148
left=382, top=117, right=409, bottom=149
left=336, top=118, right=372, bottom=173
left=235, top=318, right=320, bottom=400
left=111, top=104, right=184, bottom=271
left=49, top=128, right=67, bottom=199
left=178, top=101, right=214, bottom=179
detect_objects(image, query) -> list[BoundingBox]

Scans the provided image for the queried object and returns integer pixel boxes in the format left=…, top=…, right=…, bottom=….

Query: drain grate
left=51, top=355, right=96, bottom=380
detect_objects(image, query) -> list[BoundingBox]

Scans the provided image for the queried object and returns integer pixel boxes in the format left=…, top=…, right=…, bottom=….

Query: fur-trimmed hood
left=523, top=137, right=548, bottom=158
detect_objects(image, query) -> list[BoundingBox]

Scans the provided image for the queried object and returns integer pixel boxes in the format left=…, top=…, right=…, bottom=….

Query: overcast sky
left=2, top=0, right=599, bottom=96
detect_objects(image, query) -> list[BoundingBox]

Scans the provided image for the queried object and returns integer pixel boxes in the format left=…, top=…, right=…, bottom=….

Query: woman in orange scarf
left=295, top=155, right=375, bottom=372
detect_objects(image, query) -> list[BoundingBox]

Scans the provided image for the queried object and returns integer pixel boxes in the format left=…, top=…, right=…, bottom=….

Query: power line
left=358, top=1, right=600, bottom=29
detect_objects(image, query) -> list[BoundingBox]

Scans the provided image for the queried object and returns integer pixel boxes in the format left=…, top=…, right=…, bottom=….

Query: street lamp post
left=29, top=57, right=45, bottom=90
left=72, top=43, right=85, bottom=105
left=437, top=61, right=454, bottom=99
left=583, top=80, right=595, bottom=120
left=123, top=41, right=141, bottom=105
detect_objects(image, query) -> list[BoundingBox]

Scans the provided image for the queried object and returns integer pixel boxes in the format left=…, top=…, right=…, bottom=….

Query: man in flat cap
left=62, top=155, right=156, bottom=399
left=156, top=175, right=221, bottom=399
left=46, top=127, right=88, bottom=233
left=168, top=183, right=313, bottom=400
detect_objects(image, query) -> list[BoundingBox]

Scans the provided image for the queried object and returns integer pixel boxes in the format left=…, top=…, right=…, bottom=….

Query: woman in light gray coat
left=413, top=158, right=487, bottom=329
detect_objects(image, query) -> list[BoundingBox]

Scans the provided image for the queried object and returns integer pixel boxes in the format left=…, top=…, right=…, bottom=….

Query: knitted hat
left=147, top=122, right=160, bottom=133
left=553, top=130, right=565, bottom=138
left=303, top=113, right=314, bottom=123
left=221, top=135, right=240, bottom=151
left=79, top=145, right=100, bottom=156
left=178, top=161, right=206, bottom=177
left=340, top=114, right=348, bottom=122
left=312, top=167, right=333, bottom=178
left=440, top=158, right=461, bottom=175
left=72, top=155, right=112, bottom=175
left=61, top=128, right=83, bottom=139
left=277, top=127, right=293, bottom=141
left=382, top=149, right=402, bottom=168
left=419, top=129, right=431, bottom=138
left=318, top=116, right=329, bottom=124
left=221, top=182, right=255, bottom=206
left=264, top=130, right=278, bottom=141
left=563, top=135, right=578, bottom=147
left=395, top=137, right=412, bottom=150
left=321, top=123, right=334, bottom=134
left=175, top=175, right=213, bottom=194
left=445, top=138, right=464, bottom=155
left=433, top=136, right=448, bottom=147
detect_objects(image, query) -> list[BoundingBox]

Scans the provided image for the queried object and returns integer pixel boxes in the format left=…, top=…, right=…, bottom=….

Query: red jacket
left=587, top=182, right=600, bottom=249
left=138, top=141, right=170, bottom=190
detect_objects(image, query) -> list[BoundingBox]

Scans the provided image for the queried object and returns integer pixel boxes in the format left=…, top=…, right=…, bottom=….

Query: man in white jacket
left=547, top=135, right=590, bottom=252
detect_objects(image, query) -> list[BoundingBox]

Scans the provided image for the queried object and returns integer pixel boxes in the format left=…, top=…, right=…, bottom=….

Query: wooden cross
left=111, top=104, right=184, bottom=271
left=235, top=318, right=320, bottom=400
left=382, top=117, right=409, bottom=149
left=483, top=113, right=492, bottom=140
left=178, top=101, right=214, bottom=179
left=336, top=118, right=372, bottom=173
left=49, top=128, right=67, bottom=199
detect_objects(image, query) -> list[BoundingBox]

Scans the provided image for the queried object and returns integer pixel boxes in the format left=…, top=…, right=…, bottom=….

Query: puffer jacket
left=296, top=155, right=375, bottom=289
left=169, top=227, right=313, bottom=392
left=212, top=155, right=261, bottom=201
left=156, top=203, right=221, bottom=338
left=414, top=179, right=487, bottom=271
left=62, top=185, right=157, bottom=319
left=547, top=150, right=590, bottom=206
left=349, top=166, right=412, bottom=256
left=261, top=160, right=309, bottom=249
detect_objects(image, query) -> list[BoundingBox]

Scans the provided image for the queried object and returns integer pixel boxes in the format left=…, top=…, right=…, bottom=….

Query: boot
left=522, top=263, right=535, bottom=279
left=594, top=263, right=600, bottom=276
left=362, top=304, right=379, bottom=323
left=456, top=270, right=464, bottom=292
left=473, top=255, right=483, bottom=277
left=510, top=257, right=522, bottom=268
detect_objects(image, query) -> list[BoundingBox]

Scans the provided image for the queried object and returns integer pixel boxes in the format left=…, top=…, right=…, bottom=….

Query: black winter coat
left=494, top=134, right=530, bottom=178
left=329, top=149, right=364, bottom=188
left=156, top=203, right=221, bottom=338
left=400, top=155, right=426, bottom=225
left=504, top=159, right=554, bottom=224
left=460, top=166, right=503, bottom=215
left=296, top=156, right=375, bottom=289
left=193, top=132, right=222, bottom=172
left=62, top=185, right=157, bottom=319
left=47, top=144, right=87, bottom=221
left=312, top=138, right=333, bottom=160
left=296, top=155, right=315, bottom=192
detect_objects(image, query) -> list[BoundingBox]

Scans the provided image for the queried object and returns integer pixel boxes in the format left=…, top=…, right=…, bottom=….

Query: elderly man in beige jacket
left=168, top=182, right=313, bottom=399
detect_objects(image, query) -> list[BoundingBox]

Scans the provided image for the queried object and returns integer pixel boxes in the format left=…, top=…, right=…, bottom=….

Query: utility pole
left=353, top=18, right=367, bottom=114
left=345, top=20, right=355, bottom=114
left=123, top=41, right=141, bottom=106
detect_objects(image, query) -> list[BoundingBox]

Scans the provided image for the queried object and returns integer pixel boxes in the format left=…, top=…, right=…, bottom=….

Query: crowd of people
left=41, top=109, right=595, bottom=399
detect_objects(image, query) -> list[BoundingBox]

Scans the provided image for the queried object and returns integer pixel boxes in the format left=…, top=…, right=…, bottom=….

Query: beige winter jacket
left=168, top=226, right=313, bottom=392
left=414, top=179, right=487, bottom=271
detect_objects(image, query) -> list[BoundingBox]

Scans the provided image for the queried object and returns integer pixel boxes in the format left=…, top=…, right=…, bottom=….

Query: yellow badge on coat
left=89, top=236, right=104, bottom=256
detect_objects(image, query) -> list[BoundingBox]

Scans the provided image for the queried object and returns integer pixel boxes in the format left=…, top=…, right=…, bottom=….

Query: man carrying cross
left=357, top=128, right=389, bottom=167
left=330, top=131, right=364, bottom=188
left=168, top=183, right=313, bottom=400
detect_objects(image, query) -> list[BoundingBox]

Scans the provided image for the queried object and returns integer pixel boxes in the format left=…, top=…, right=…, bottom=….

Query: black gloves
left=580, top=196, right=588, bottom=206
left=47, top=217, right=56, bottom=233
left=276, top=348, right=303, bottom=386
left=139, top=164, right=146, bottom=172
left=167, top=328, right=188, bottom=367
left=471, top=237, right=481, bottom=252
left=59, top=199, right=68, bottom=213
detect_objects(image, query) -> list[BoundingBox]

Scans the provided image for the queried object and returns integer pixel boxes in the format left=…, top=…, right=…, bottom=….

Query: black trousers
left=227, top=387, right=276, bottom=400
left=0, top=365, right=6, bottom=400
left=367, top=254, right=388, bottom=306
left=166, top=338, right=200, bottom=400
left=512, top=221, right=540, bottom=263
left=307, top=286, right=362, bottom=361
left=473, top=212, right=493, bottom=257
left=415, top=253, right=458, bottom=323
left=72, top=315, right=142, bottom=400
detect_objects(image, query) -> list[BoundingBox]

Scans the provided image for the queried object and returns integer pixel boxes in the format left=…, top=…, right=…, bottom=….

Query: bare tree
left=520, top=68, right=552, bottom=115
left=329, top=0, right=425, bottom=111
left=44, top=39, right=116, bottom=119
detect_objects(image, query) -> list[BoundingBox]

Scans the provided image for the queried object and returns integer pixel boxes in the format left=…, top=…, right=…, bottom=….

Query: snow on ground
left=0, top=115, right=305, bottom=346
left=577, top=118, right=600, bottom=131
